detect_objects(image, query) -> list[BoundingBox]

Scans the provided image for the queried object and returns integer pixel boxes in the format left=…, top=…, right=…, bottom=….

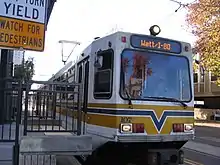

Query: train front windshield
left=120, top=49, right=192, bottom=102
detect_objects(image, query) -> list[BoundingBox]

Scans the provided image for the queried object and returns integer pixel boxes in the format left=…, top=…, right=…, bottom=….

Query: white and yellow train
left=39, top=25, right=194, bottom=165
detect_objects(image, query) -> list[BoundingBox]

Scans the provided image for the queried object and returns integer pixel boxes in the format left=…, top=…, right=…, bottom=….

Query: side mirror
left=94, top=55, right=103, bottom=68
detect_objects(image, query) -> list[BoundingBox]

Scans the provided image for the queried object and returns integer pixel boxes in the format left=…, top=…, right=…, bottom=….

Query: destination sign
left=130, top=35, right=182, bottom=54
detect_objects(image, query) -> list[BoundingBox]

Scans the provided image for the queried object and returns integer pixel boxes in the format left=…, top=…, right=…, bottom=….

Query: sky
left=25, top=0, right=196, bottom=81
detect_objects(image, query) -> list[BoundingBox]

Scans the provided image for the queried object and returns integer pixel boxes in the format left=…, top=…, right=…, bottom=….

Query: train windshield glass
left=120, top=49, right=191, bottom=102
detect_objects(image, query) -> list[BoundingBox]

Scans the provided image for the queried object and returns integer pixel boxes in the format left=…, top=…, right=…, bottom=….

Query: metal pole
left=0, top=49, right=7, bottom=124
left=0, top=49, right=13, bottom=124
left=22, top=50, right=25, bottom=83
left=13, top=80, right=22, bottom=165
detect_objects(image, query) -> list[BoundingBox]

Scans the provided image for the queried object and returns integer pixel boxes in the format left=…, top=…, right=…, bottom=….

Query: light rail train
left=38, top=25, right=194, bottom=165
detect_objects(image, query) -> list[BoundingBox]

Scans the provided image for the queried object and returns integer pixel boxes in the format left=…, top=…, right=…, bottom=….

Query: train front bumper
left=115, top=133, right=194, bottom=143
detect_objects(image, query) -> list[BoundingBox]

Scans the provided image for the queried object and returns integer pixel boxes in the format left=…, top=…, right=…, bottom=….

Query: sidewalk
left=195, top=122, right=220, bottom=128
left=0, top=142, right=14, bottom=165
left=0, top=123, right=82, bottom=165
left=183, top=140, right=220, bottom=158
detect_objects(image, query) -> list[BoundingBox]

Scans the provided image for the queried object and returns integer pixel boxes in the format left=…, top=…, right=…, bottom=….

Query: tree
left=14, top=57, right=35, bottom=83
left=185, top=0, right=220, bottom=83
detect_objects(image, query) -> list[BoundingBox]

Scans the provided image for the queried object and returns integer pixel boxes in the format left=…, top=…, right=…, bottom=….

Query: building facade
left=13, top=50, right=23, bottom=65
left=193, top=53, right=220, bottom=109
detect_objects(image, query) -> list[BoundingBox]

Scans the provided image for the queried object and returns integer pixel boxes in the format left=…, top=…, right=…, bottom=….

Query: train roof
left=45, top=30, right=191, bottom=83
left=47, top=61, right=73, bottom=82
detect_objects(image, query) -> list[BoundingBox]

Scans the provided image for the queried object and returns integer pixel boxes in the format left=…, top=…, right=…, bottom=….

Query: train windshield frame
left=120, top=49, right=192, bottom=102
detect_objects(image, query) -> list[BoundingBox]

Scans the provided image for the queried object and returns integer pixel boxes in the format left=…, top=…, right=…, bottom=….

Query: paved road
left=194, top=126, right=220, bottom=147
left=195, top=125, right=220, bottom=138
left=183, top=125, right=220, bottom=165
left=184, top=148, right=220, bottom=165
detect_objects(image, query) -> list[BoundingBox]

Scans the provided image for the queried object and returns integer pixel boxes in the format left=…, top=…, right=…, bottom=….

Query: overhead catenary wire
left=169, top=0, right=198, bottom=12
left=153, top=0, right=192, bottom=26
left=153, top=0, right=198, bottom=32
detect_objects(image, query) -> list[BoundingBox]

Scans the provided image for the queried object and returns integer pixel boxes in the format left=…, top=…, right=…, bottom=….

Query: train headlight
left=120, top=123, right=132, bottom=133
left=149, top=25, right=161, bottom=36
left=184, top=124, right=194, bottom=132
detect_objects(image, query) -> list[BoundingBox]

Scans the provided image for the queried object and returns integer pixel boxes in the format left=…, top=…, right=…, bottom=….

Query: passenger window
left=94, top=49, right=114, bottom=99
left=73, top=70, right=75, bottom=82
left=78, top=65, right=83, bottom=83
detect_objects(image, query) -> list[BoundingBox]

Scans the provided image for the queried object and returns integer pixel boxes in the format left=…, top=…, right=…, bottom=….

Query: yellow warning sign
left=0, top=16, right=45, bottom=52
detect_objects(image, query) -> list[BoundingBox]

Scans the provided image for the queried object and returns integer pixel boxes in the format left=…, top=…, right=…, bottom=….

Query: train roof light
left=149, top=25, right=161, bottom=36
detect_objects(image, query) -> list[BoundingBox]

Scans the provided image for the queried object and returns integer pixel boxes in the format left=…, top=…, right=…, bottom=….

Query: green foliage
left=14, top=57, right=35, bottom=83
left=186, top=0, right=220, bottom=83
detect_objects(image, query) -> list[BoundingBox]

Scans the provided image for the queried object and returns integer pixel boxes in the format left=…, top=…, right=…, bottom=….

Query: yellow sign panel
left=0, top=16, right=45, bottom=52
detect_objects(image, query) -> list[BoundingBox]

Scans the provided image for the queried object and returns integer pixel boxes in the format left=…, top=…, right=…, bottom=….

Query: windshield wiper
left=121, top=66, right=133, bottom=108
left=143, top=96, right=188, bottom=108
left=125, top=88, right=133, bottom=107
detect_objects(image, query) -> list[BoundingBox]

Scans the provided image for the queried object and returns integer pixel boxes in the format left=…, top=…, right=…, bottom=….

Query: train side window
left=73, top=70, right=75, bottom=82
left=94, top=49, right=114, bottom=99
left=78, top=65, right=83, bottom=83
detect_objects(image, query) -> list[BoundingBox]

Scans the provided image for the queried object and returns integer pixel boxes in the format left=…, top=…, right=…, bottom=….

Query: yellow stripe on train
left=54, top=102, right=194, bottom=119
left=88, top=103, right=194, bottom=119
left=54, top=105, right=194, bottom=135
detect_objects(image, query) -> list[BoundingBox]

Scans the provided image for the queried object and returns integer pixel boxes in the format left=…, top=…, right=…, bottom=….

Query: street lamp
left=58, top=40, right=81, bottom=65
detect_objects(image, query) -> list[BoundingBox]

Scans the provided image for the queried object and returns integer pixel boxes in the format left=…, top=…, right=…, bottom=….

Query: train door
left=82, top=60, right=89, bottom=134
left=77, top=58, right=89, bottom=134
